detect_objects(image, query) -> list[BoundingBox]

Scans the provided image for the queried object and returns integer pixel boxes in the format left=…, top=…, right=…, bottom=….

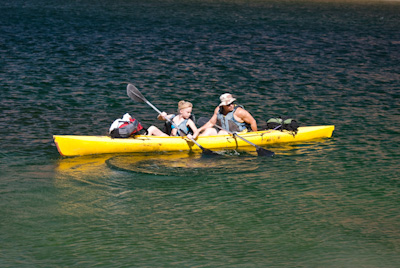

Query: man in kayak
left=194, top=93, right=257, bottom=137
left=147, top=100, right=198, bottom=138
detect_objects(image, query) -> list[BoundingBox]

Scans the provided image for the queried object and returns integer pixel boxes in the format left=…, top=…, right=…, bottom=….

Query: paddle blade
left=256, top=147, right=275, bottom=157
left=202, top=148, right=221, bottom=156
left=197, top=117, right=210, bottom=126
left=200, top=149, right=222, bottom=158
left=189, top=137, right=220, bottom=156
left=127, top=84, right=146, bottom=103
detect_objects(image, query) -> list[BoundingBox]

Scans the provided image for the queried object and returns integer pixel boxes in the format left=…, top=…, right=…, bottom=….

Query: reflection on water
left=56, top=150, right=262, bottom=177
left=54, top=139, right=336, bottom=178
left=56, top=154, right=111, bottom=174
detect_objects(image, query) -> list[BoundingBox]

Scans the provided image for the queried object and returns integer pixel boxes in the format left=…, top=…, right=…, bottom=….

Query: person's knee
left=147, top=126, right=157, bottom=135
left=200, top=128, right=218, bottom=136
left=217, top=130, right=229, bottom=135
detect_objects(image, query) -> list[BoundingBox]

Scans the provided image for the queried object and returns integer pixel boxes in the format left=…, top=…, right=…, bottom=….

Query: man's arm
left=235, top=108, right=257, bottom=132
left=198, top=106, right=219, bottom=132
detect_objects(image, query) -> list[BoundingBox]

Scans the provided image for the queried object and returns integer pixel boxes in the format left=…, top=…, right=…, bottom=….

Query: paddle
left=212, top=122, right=275, bottom=157
left=127, top=84, right=219, bottom=156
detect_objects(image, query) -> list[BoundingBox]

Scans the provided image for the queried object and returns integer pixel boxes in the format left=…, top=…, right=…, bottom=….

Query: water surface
left=1, top=0, right=399, bottom=267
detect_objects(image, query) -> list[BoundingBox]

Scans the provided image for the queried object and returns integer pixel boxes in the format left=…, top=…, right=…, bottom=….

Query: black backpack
left=266, top=117, right=299, bottom=134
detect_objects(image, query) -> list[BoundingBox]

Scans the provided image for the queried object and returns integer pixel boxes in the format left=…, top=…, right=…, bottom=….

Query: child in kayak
left=147, top=100, right=198, bottom=138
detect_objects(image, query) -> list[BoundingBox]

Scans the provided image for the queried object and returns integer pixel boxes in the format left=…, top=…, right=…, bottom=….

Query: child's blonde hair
left=178, top=100, right=192, bottom=111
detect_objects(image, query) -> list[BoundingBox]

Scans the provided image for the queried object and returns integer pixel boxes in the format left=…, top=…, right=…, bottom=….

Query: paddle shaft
left=214, top=125, right=258, bottom=147
left=213, top=124, right=274, bottom=156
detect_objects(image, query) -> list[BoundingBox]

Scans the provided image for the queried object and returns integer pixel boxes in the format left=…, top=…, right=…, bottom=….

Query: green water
left=1, top=0, right=399, bottom=266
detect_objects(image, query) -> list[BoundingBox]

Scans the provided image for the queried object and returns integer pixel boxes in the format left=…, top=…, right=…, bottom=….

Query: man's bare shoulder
left=234, top=106, right=249, bottom=116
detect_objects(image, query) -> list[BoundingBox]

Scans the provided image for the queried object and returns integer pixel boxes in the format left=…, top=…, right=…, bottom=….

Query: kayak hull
left=53, top=125, right=334, bottom=156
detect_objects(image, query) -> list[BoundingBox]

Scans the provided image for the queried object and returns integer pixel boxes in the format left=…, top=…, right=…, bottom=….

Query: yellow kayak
left=53, top=125, right=334, bottom=157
